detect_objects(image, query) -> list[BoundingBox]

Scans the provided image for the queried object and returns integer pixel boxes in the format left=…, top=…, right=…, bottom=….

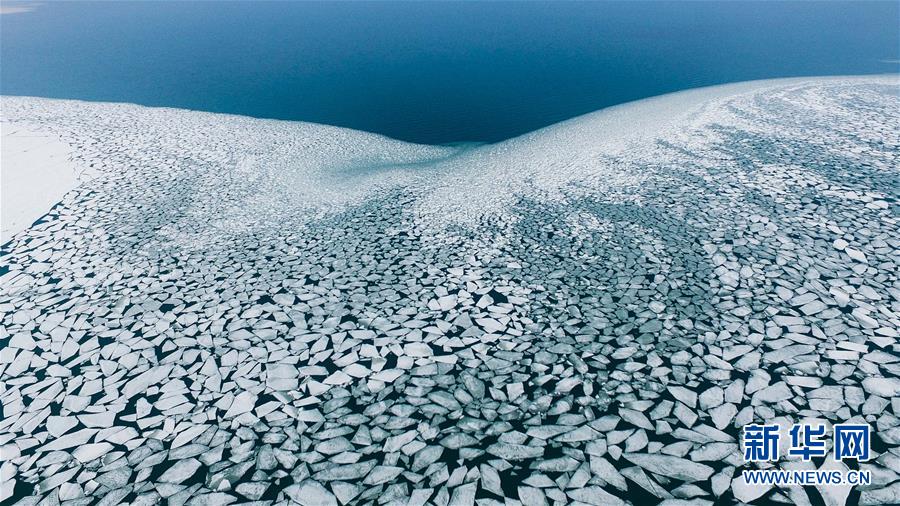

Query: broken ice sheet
left=1, top=76, right=899, bottom=505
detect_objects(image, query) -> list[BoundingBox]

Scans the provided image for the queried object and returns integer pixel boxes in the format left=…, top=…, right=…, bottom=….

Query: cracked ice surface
left=1, top=75, right=899, bottom=505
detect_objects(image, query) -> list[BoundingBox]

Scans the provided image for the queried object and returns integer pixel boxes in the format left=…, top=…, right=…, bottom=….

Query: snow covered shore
left=1, top=76, right=898, bottom=505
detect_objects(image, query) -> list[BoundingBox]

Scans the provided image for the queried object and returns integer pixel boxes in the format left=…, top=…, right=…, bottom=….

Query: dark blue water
left=1, top=1, right=897, bottom=144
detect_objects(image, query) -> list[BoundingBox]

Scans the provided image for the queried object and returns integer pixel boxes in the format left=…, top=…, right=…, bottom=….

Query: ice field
left=1, top=76, right=899, bottom=505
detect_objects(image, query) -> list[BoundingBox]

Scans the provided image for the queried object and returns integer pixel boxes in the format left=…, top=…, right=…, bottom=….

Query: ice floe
left=0, top=75, right=898, bottom=505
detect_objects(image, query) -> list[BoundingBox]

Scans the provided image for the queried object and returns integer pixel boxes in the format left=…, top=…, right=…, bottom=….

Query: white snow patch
left=1, top=121, right=97, bottom=241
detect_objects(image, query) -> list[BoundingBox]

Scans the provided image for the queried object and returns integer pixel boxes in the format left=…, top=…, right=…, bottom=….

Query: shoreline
left=2, top=73, right=897, bottom=147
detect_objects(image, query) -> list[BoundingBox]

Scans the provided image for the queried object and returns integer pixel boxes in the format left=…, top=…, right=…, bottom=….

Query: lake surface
left=1, top=1, right=898, bottom=144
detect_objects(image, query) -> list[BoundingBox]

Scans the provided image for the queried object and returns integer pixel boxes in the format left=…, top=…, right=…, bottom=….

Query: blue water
left=1, top=1, right=897, bottom=144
